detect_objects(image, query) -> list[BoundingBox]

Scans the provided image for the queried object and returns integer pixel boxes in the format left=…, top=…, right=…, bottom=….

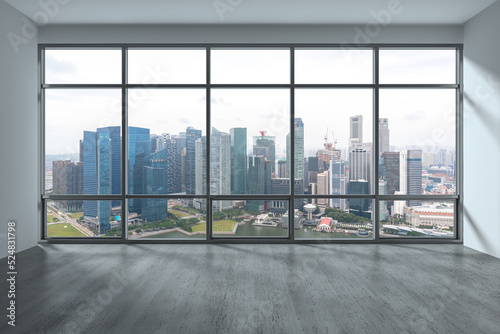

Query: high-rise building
left=270, top=178, right=304, bottom=214
left=379, top=179, right=388, bottom=221
left=379, top=118, right=390, bottom=158
left=128, top=127, right=151, bottom=214
left=316, top=171, right=329, bottom=207
left=349, top=180, right=371, bottom=219
left=248, top=156, right=267, bottom=212
left=286, top=118, right=304, bottom=181
left=185, top=127, right=202, bottom=195
left=253, top=132, right=276, bottom=174
left=379, top=152, right=400, bottom=195
left=278, top=160, right=287, bottom=178
left=82, top=126, right=122, bottom=234
left=349, top=143, right=372, bottom=189
left=329, top=158, right=347, bottom=210
left=349, top=115, right=363, bottom=147
left=52, top=160, right=83, bottom=211
left=141, top=148, right=168, bottom=223
left=230, top=128, right=247, bottom=195
left=211, top=128, right=231, bottom=211
left=194, top=136, right=206, bottom=210
left=407, top=150, right=423, bottom=206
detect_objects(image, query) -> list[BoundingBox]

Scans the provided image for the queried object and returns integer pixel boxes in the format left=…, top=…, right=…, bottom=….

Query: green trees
left=324, top=207, right=370, bottom=224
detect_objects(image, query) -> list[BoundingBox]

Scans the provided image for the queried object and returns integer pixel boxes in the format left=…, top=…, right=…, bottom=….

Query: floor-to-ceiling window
left=41, top=45, right=461, bottom=241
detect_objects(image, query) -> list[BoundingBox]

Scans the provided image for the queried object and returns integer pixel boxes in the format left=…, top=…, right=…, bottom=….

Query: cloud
left=404, top=109, right=426, bottom=121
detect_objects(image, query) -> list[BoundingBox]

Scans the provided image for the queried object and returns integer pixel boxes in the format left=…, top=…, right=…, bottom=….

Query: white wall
left=464, top=1, right=500, bottom=259
left=38, top=24, right=463, bottom=44
left=0, top=2, right=39, bottom=259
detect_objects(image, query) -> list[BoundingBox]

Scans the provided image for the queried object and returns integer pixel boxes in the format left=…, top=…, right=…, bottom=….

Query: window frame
left=39, top=43, right=463, bottom=243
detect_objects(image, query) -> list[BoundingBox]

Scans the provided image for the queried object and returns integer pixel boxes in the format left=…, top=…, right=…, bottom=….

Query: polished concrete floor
left=1, top=244, right=499, bottom=334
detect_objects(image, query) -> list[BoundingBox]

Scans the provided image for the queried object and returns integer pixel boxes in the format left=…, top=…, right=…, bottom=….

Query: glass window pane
left=211, top=49, right=290, bottom=84
left=380, top=200, right=455, bottom=237
left=380, top=49, right=456, bottom=84
left=128, top=198, right=206, bottom=240
left=211, top=200, right=289, bottom=237
left=295, top=49, right=373, bottom=84
left=379, top=89, right=456, bottom=195
left=128, top=49, right=206, bottom=84
left=45, top=49, right=121, bottom=84
left=295, top=89, right=374, bottom=196
left=127, top=89, right=206, bottom=195
left=211, top=89, right=290, bottom=195
left=45, top=89, right=122, bottom=195
left=295, top=198, right=374, bottom=239
left=46, top=200, right=121, bottom=237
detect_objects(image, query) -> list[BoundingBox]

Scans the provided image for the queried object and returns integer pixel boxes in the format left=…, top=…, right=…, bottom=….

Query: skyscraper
left=141, top=148, right=168, bottom=223
left=379, top=151, right=400, bottom=195
left=407, top=150, right=423, bottom=206
left=128, top=127, right=151, bottom=214
left=349, top=115, right=363, bottom=147
left=186, top=127, right=202, bottom=195
left=329, top=158, right=347, bottom=210
left=230, top=128, right=247, bottom=195
left=211, top=128, right=231, bottom=211
left=379, top=118, right=390, bottom=158
left=194, top=136, right=206, bottom=210
left=248, top=156, right=266, bottom=212
left=82, top=126, right=122, bottom=234
left=349, top=143, right=372, bottom=189
left=253, top=132, right=276, bottom=174
left=349, top=180, right=371, bottom=219
left=316, top=171, right=329, bottom=207
left=52, top=160, right=83, bottom=211
left=286, top=118, right=305, bottom=181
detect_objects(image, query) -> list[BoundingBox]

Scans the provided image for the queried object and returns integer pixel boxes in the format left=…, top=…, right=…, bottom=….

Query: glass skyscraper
left=230, top=127, right=247, bottom=195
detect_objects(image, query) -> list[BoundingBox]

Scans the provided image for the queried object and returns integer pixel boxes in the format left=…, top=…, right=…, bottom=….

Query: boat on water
left=356, top=229, right=370, bottom=237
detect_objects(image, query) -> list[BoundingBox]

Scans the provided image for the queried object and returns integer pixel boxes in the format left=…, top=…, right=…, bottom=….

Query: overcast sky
left=45, top=48, right=457, bottom=158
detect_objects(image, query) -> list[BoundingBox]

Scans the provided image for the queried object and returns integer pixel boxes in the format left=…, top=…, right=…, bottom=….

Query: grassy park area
left=70, top=212, right=83, bottom=219
left=169, top=209, right=191, bottom=218
left=192, top=220, right=238, bottom=233
left=47, top=222, right=87, bottom=237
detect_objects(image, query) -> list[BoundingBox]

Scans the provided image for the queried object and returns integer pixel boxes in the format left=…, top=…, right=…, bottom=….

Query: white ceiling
left=5, top=0, right=498, bottom=25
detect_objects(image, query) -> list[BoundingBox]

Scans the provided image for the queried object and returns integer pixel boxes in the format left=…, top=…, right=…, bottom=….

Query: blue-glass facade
left=128, top=127, right=151, bottom=213
left=141, top=148, right=168, bottom=222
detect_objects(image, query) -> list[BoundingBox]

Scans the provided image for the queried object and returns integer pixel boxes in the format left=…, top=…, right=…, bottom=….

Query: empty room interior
left=1, top=0, right=500, bottom=333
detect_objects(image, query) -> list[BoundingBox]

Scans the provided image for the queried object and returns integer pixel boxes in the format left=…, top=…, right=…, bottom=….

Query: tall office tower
left=253, top=132, right=276, bottom=174
left=52, top=160, right=83, bottom=211
left=349, top=115, right=363, bottom=147
left=128, top=127, right=152, bottom=214
left=422, top=152, right=435, bottom=168
left=316, top=171, right=329, bottom=208
left=270, top=178, right=304, bottom=214
left=349, top=180, right=371, bottom=219
left=230, top=128, right=247, bottom=195
left=399, top=150, right=408, bottom=195
left=307, top=156, right=319, bottom=175
left=185, top=127, right=202, bottom=194
left=163, top=135, right=183, bottom=194
left=407, top=150, right=423, bottom=206
left=248, top=156, right=266, bottom=212
left=379, top=179, right=388, bottom=221
left=286, top=118, right=305, bottom=181
left=194, top=136, right=206, bottom=210
left=439, top=149, right=454, bottom=166
left=329, top=158, right=347, bottom=210
left=303, top=157, right=309, bottom=189
left=150, top=134, right=159, bottom=153
left=211, top=128, right=231, bottom=211
left=349, top=143, right=372, bottom=190
left=379, top=118, right=390, bottom=158
left=379, top=152, right=400, bottom=195
left=141, top=148, right=168, bottom=223
left=82, top=126, right=122, bottom=234
left=278, top=160, right=287, bottom=178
